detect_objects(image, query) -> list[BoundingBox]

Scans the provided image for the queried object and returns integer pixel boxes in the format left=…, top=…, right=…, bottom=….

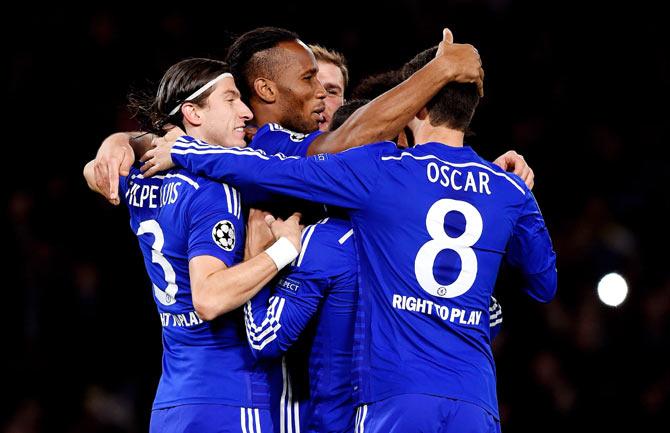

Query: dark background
left=5, top=1, right=669, bottom=432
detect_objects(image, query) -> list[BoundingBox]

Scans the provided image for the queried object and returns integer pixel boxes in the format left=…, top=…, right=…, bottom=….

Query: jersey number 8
left=414, top=199, right=483, bottom=298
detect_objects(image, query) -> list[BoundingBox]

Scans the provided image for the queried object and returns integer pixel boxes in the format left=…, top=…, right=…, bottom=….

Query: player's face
left=274, top=40, right=327, bottom=133
left=200, top=77, right=253, bottom=148
left=316, top=61, right=345, bottom=132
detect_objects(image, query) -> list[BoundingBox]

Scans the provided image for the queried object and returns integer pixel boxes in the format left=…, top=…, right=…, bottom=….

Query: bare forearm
left=196, top=253, right=278, bottom=320
left=128, top=132, right=154, bottom=159
left=99, top=131, right=153, bottom=158
left=307, top=57, right=453, bottom=155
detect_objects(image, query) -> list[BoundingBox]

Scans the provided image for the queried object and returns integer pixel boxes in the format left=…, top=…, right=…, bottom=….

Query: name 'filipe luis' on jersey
left=119, top=163, right=270, bottom=412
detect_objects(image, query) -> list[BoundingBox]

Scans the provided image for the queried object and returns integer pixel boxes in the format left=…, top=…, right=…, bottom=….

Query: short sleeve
left=187, top=181, right=245, bottom=267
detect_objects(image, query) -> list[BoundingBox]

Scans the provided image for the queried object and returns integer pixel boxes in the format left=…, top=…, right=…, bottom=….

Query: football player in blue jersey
left=91, top=27, right=530, bottom=432
left=84, top=58, right=305, bottom=433
left=329, top=95, right=505, bottom=339
left=222, top=27, right=486, bottom=159
left=131, top=27, right=532, bottom=188
left=91, top=27, right=517, bottom=203
left=86, top=26, right=498, bottom=433
left=206, top=32, right=363, bottom=433
left=220, top=27, right=486, bottom=433
left=240, top=208, right=357, bottom=433
left=167, top=28, right=516, bottom=433
left=142, top=41, right=557, bottom=433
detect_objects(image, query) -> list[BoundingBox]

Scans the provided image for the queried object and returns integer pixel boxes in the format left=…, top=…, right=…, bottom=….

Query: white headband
left=168, top=72, right=233, bottom=116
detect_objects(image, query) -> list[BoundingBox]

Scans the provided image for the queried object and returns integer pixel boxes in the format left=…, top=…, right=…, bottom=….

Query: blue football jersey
left=250, top=122, right=322, bottom=158
left=246, top=126, right=503, bottom=343
left=233, top=123, right=322, bottom=206
left=244, top=217, right=358, bottom=433
left=489, top=297, right=503, bottom=340
left=247, top=126, right=355, bottom=433
left=119, top=165, right=271, bottom=410
left=170, top=139, right=557, bottom=420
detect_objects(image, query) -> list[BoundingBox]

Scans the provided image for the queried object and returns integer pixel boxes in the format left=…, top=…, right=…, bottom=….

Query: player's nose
left=239, top=101, right=253, bottom=121
left=314, top=81, right=327, bottom=99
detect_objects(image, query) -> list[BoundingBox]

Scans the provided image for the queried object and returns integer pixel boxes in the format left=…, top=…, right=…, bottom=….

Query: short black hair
left=226, top=27, right=299, bottom=102
left=350, top=70, right=402, bottom=100
left=329, top=99, right=370, bottom=131
left=401, top=47, right=479, bottom=132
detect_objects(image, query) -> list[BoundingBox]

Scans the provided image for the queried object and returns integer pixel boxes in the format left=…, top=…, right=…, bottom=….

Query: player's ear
left=416, top=107, right=429, bottom=121
left=181, top=102, right=203, bottom=127
left=254, top=78, right=277, bottom=104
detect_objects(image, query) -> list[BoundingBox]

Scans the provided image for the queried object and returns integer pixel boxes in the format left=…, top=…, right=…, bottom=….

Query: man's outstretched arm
left=145, top=136, right=388, bottom=210
left=307, top=28, right=484, bottom=157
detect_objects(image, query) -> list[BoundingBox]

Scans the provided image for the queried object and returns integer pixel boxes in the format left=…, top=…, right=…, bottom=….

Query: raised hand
left=140, top=126, right=185, bottom=177
left=493, top=150, right=535, bottom=189
left=245, top=208, right=276, bottom=260
left=435, top=27, right=485, bottom=97
left=265, top=212, right=303, bottom=253
left=93, top=133, right=136, bottom=205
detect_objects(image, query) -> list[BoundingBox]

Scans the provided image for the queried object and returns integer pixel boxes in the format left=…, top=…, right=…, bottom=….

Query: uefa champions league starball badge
left=212, top=220, right=236, bottom=251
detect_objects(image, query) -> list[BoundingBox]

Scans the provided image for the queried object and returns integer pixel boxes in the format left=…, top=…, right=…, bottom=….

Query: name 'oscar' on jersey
left=170, top=139, right=557, bottom=420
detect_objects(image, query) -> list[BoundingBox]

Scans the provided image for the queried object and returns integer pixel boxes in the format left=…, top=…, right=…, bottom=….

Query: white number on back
left=414, top=199, right=483, bottom=298
left=137, top=220, right=178, bottom=306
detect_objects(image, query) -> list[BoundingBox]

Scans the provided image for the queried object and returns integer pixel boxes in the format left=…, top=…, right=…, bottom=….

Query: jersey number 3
left=414, top=199, right=483, bottom=298
left=137, top=220, right=178, bottom=306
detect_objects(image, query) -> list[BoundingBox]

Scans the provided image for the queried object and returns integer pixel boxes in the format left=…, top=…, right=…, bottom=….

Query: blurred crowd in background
left=5, top=2, right=668, bottom=432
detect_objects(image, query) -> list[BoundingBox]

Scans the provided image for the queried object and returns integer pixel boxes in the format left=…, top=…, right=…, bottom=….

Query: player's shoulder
left=167, top=168, right=243, bottom=217
left=464, top=148, right=531, bottom=197
left=256, top=122, right=316, bottom=143
left=483, top=162, right=531, bottom=197
left=251, top=123, right=321, bottom=157
left=173, top=134, right=267, bottom=162
left=292, top=217, right=356, bottom=273
left=124, top=163, right=161, bottom=185
left=310, top=217, right=353, bottom=243
left=166, top=167, right=206, bottom=190
left=350, top=140, right=397, bottom=154
left=315, top=216, right=353, bottom=238
left=127, top=164, right=143, bottom=178
left=169, top=137, right=247, bottom=215
left=120, top=163, right=163, bottom=200
left=163, top=162, right=233, bottom=196
left=330, top=141, right=398, bottom=163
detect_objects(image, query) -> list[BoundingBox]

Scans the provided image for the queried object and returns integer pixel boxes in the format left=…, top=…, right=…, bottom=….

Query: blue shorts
left=150, top=404, right=272, bottom=433
left=356, top=394, right=501, bottom=433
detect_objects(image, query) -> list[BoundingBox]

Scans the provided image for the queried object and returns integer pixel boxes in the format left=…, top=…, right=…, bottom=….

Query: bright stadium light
left=597, top=272, right=628, bottom=307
